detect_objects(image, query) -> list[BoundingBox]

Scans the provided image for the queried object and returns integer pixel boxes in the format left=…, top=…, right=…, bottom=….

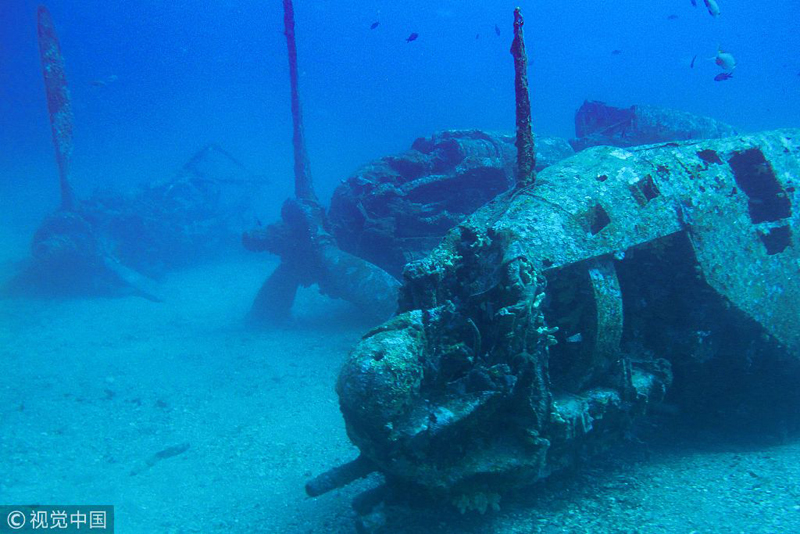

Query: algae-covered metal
left=328, top=130, right=573, bottom=278
left=328, top=129, right=799, bottom=512
left=37, top=5, right=74, bottom=211
left=572, top=100, right=738, bottom=151
left=5, top=146, right=264, bottom=300
left=511, top=7, right=535, bottom=188
left=506, top=130, right=799, bottom=352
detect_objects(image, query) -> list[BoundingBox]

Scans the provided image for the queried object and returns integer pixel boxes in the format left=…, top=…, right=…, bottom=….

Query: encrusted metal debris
left=6, top=146, right=263, bottom=300
left=318, top=128, right=800, bottom=517
left=329, top=130, right=573, bottom=278
left=572, top=100, right=738, bottom=151
left=37, top=5, right=74, bottom=211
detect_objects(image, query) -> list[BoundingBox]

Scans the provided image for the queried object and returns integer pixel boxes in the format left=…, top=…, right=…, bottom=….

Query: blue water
left=2, top=0, right=799, bottom=224
left=1, top=1, right=800, bottom=532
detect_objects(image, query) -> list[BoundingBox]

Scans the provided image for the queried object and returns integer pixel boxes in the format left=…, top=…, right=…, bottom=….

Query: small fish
left=714, top=48, right=736, bottom=71
left=714, top=72, right=733, bottom=81
left=566, top=333, right=583, bottom=343
left=370, top=21, right=380, bottom=30
left=691, top=54, right=697, bottom=68
left=667, top=14, right=679, bottom=20
left=130, top=442, right=190, bottom=476
left=89, top=74, right=118, bottom=87
left=611, top=49, right=622, bottom=55
left=495, top=24, right=501, bottom=36
left=476, top=34, right=480, bottom=40
left=406, top=32, right=419, bottom=43
left=691, top=0, right=697, bottom=6
left=703, top=0, right=720, bottom=17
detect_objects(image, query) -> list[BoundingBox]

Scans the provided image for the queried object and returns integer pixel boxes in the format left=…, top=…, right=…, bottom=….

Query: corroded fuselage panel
left=335, top=129, right=799, bottom=508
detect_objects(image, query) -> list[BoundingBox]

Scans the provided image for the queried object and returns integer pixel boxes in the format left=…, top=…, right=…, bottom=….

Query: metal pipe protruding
left=305, top=455, right=376, bottom=497
left=510, top=7, right=536, bottom=189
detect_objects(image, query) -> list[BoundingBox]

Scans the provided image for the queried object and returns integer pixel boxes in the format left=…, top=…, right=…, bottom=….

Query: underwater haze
left=3, top=0, right=800, bottom=229
left=2, top=0, right=800, bottom=533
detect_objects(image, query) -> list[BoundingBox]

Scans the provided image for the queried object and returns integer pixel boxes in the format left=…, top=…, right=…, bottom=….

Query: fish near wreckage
left=314, top=129, right=800, bottom=516
left=704, top=0, right=721, bottom=17
left=242, top=0, right=403, bottom=325
left=714, top=48, right=737, bottom=72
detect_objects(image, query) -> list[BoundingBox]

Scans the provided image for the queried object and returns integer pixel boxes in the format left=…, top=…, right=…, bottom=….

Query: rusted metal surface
left=511, top=8, right=535, bottom=188
left=572, top=100, right=737, bottom=151
left=319, top=129, right=799, bottom=516
left=37, top=5, right=74, bottom=211
left=328, top=130, right=573, bottom=278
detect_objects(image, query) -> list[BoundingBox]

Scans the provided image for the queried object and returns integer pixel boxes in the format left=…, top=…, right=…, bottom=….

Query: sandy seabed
left=1, top=257, right=799, bottom=534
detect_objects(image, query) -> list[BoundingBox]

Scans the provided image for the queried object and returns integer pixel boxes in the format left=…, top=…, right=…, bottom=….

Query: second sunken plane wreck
left=301, top=5, right=800, bottom=529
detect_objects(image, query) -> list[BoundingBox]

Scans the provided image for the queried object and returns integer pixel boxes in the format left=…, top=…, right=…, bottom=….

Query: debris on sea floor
left=130, top=443, right=191, bottom=476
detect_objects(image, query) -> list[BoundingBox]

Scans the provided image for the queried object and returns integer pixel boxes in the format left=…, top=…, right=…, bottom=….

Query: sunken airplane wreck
left=243, top=96, right=737, bottom=322
left=325, top=98, right=736, bottom=283
left=242, top=1, right=738, bottom=322
left=4, top=7, right=266, bottom=301
left=306, top=7, right=800, bottom=530
left=4, top=144, right=266, bottom=301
